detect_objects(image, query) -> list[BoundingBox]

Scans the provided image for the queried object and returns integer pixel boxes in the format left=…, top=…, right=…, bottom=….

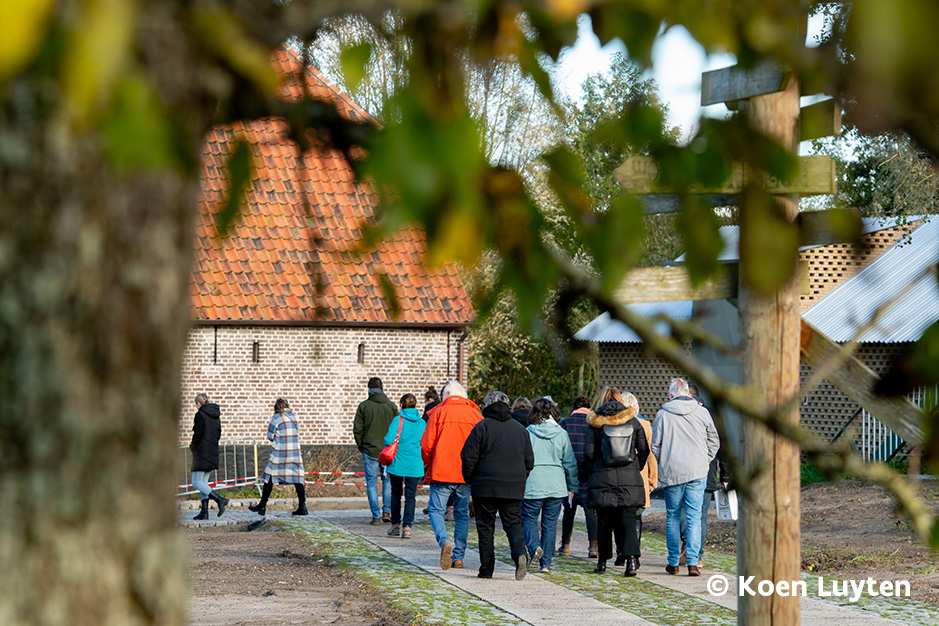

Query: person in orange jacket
left=420, top=380, right=482, bottom=570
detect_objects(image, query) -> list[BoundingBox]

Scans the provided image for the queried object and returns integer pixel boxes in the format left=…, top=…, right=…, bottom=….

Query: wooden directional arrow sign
left=613, top=155, right=836, bottom=198
left=701, top=60, right=789, bottom=106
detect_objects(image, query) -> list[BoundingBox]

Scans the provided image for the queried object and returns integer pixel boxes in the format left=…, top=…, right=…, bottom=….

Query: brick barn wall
left=597, top=342, right=694, bottom=419
left=178, top=325, right=466, bottom=446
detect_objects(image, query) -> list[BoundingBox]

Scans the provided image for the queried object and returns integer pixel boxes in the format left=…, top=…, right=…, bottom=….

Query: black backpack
left=601, top=422, right=636, bottom=467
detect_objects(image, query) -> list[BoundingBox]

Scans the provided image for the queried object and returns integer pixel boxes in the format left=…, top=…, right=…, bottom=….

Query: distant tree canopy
left=811, top=130, right=939, bottom=217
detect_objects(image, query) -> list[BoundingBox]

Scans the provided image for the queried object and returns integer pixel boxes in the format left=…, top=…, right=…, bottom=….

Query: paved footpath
left=180, top=498, right=925, bottom=625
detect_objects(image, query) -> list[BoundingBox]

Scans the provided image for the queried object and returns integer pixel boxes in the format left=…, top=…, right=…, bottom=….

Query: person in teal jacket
left=384, top=393, right=427, bottom=539
left=522, top=398, right=578, bottom=573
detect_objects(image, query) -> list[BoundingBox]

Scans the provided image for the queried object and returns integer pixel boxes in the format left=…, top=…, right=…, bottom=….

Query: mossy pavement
left=181, top=500, right=937, bottom=625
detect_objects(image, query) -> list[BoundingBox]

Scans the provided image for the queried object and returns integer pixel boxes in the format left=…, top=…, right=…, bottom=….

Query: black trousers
left=473, top=496, right=526, bottom=577
left=258, top=479, right=305, bottom=507
left=561, top=500, right=598, bottom=544
left=595, top=506, right=639, bottom=561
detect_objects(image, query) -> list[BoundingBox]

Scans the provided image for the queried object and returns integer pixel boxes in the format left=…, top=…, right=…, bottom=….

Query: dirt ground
left=188, top=479, right=939, bottom=625
left=187, top=524, right=412, bottom=626
left=644, top=478, right=939, bottom=606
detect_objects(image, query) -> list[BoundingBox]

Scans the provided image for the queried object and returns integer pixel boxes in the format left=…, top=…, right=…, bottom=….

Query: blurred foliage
left=6, top=0, right=939, bottom=559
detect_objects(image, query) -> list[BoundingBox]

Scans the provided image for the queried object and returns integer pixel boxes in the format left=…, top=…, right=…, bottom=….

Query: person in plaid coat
left=249, top=397, right=307, bottom=516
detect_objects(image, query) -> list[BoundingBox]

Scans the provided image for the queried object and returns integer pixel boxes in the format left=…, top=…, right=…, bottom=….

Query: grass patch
left=801, top=462, right=828, bottom=484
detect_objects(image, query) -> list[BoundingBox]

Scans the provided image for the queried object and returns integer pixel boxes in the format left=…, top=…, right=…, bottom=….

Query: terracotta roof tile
left=191, top=49, right=474, bottom=325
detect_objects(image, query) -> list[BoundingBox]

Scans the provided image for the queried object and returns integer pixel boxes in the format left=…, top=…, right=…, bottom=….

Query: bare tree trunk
left=737, top=74, right=802, bottom=625
left=0, top=11, right=204, bottom=625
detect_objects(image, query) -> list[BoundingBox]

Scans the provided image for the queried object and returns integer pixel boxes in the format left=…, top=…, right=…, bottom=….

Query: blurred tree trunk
left=0, top=11, right=205, bottom=626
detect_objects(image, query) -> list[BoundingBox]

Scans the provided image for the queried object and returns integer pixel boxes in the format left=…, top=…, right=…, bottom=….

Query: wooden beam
left=701, top=60, right=789, bottom=106
left=614, top=262, right=810, bottom=304
left=614, top=155, right=836, bottom=197
left=799, top=99, right=842, bottom=141
left=800, top=320, right=924, bottom=445
left=636, top=193, right=737, bottom=215
left=614, top=265, right=737, bottom=304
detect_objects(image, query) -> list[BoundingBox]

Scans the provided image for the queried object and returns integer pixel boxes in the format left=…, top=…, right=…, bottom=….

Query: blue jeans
left=191, top=471, right=212, bottom=498
left=522, top=497, right=564, bottom=569
left=680, top=490, right=714, bottom=560
left=428, top=483, right=471, bottom=560
left=362, top=453, right=391, bottom=519
left=664, top=477, right=707, bottom=566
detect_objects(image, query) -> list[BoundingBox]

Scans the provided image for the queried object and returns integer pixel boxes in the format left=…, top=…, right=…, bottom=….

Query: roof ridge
left=279, top=46, right=379, bottom=127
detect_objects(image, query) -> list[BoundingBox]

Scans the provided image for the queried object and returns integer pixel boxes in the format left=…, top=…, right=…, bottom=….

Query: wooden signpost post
left=612, top=48, right=864, bottom=626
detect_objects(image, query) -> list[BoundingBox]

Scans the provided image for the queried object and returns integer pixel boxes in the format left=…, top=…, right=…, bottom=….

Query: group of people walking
left=354, top=376, right=726, bottom=581
left=189, top=374, right=726, bottom=582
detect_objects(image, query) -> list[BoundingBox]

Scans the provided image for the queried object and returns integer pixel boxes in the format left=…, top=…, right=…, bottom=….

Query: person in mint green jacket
left=522, top=398, right=578, bottom=573
left=384, top=393, right=426, bottom=538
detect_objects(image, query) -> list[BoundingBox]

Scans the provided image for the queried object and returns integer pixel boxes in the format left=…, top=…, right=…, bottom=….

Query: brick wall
left=799, top=221, right=920, bottom=311
left=178, top=325, right=466, bottom=446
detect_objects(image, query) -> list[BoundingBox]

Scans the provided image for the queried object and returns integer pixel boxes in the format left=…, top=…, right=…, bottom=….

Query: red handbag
left=378, top=414, right=404, bottom=466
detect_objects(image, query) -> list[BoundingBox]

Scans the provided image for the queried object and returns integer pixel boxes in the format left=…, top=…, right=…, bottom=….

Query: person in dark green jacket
left=353, top=377, right=397, bottom=525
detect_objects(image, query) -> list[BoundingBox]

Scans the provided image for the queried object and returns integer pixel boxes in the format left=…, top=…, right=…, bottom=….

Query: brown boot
left=588, top=540, right=598, bottom=558
left=557, top=543, right=570, bottom=557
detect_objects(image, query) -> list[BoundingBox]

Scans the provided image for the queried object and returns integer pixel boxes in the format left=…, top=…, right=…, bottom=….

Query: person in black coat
left=461, top=391, right=534, bottom=580
left=584, top=396, right=649, bottom=576
left=190, top=393, right=229, bottom=520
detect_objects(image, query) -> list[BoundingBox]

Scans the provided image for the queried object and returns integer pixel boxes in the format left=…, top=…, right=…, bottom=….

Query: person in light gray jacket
left=651, top=378, right=719, bottom=577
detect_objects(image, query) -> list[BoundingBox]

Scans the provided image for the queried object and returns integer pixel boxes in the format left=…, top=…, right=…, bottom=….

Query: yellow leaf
left=546, top=0, right=589, bottom=21
left=61, top=0, right=136, bottom=127
left=428, top=210, right=484, bottom=267
left=191, top=7, right=280, bottom=96
left=0, top=0, right=55, bottom=80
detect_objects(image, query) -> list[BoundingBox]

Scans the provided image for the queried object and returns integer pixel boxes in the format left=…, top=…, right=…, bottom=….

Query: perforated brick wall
left=597, top=342, right=694, bottom=418
left=178, top=325, right=466, bottom=446
left=798, top=343, right=909, bottom=441
left=799, top=221, right=920, bottom=310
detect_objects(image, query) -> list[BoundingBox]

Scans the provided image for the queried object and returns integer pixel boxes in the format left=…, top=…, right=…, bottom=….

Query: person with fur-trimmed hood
left=584, top=393, right=649, bottom=577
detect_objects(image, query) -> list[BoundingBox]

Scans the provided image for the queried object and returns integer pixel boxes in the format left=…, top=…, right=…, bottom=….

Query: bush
left=801, top=462, right=828, bottom=484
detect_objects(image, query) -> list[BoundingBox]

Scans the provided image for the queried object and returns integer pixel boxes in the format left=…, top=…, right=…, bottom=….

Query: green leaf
left=675, top=196, right=723, bottom=286
left=911, top=320, right=939, bottom=383
left=738, top=186, right=800, bottom=294
left=361, top=87, right=489, bottom=266
left=214, top=139, right=253, bottom=237
left=931, top=516, right=939, bottom=551
left=340, top=42, right=372, bottom=93
left=102, top=74, right=180, bottom=173
left=377, top=273, right=401, bottom=320
left=593, top=196, right=645, bottom=293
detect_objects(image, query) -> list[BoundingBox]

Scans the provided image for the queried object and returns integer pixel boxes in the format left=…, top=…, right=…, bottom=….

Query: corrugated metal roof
left=673, top=216, right=927, bottom=264
left=574, top=302, right=693, bottom=343
left=803, top=217, right=939, bottom=343
left=579, top=217, right=937, bottom=344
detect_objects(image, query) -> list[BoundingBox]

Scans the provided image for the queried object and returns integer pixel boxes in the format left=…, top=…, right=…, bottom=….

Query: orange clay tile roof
left=192, top=48, right=475, bottom=326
